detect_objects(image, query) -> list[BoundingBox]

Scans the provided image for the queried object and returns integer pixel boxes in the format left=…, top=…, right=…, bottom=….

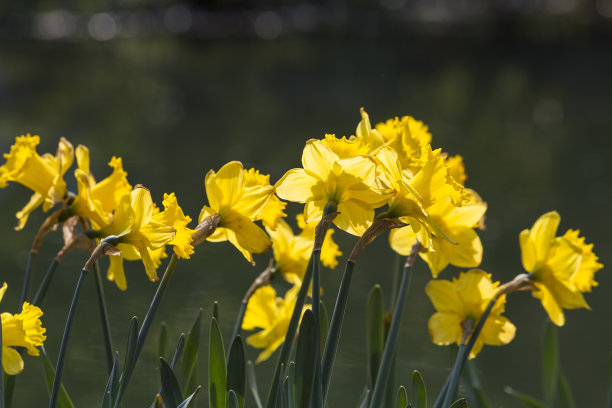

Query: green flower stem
left=265, top=204, right=337, bottom=408
left=265, top=257, right=313, bottom=408
left=434, top=274, right=532, bottom=408
left=32, top=259, right=60, bottom=307
left=92, top=260, right=114, bottom=374
left=321, top=260, right=355, bottom=402
left=49, top=268, right=87, bottom=408
left=114, top=253, right=179, bottom=406
left=19, top=251, right=36, bottom=309
left=230, top=258, right=275, bottom=355
left=369, top=243, right=420, bottom=408
left=311, top=248, right=323, bottom=408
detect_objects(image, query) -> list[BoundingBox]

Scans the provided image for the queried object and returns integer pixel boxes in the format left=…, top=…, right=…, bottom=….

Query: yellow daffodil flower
left=390, top=189, right=486, bottom=277
left=98, top=186, right=184, bottom=289
left=199, top=161, right=273, bottom=263
left=519, top=211, right=603, bottom=326
left=0, top=135, right=74, bottom=230
left=275, top=139, right=394, bottom=236
left=375, top=145, right=465, bottom=251
left=69, top=145, right=132, bottom=229
left=356, top=109, right=431, bottom=173
left=242, top=168, right=287, bottom=230
left=242, top=284, right=307, bottom=363
left=266, top=215, right=342, bottom=285
left=0, top=283, right=47, bottom=375
left=425, top=270, right=515, bottom=359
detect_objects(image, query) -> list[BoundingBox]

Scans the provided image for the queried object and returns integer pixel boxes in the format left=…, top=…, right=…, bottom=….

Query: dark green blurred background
left=1, top=1, right=611, bottom=406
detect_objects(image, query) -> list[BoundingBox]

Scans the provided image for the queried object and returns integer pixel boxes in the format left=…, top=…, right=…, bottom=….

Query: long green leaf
left=181, top=309, right=202, bottom=397
left=411, top=370, right=427, bottom=408
left=160, top=358, right=183, bottom=408
left=247, top=361, right=263, bottom=408
left=542, top=321, right=559, bottom=407
left=213, top=301, right=220, bottom=322
left=449, top=398, right=468, bottom=408
left=287, top=362, right=296, bottom=408
left=366, top=285, right=384, bottom=390
left=170, top=333, right=186, bottom=370
left=158, top=322, right=168, bottom=360
left=395, top=386, right=407, bottom=408
left=40, top=347, right=75, bottom=408
left=319, top=300, right=329, bottom=352
left=505, top=386, right=545, bottom=408
left=295, top=310, right=317, bottom=408
left=102, top=352, right=120, bottom=408
left=121, top=317, right=139, bottom=388
left=460, top=360, right=490, bottom=408
left=227, top=336, right=246, bottom=408
left=557, top=371, right=575, bottom=408
left=228, top=390, right=239, bottom=408
left=358, top=389, right=370, bottom=408
left=177, top=386, right=202, bottom=408
left=209, top=317, right=226, bottom=408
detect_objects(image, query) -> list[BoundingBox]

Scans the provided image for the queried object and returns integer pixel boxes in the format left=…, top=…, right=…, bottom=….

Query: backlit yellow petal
left=302, top=139, right=337, bottom=177
left=2, top=347, right=24, bottom=375
left=425, top=280, right=461, bottom=313
left=242, top=285, right=277, bottom=330
left=275, top=168, right=320, bottom=203
left=428, top=312, right=462, bottom=345
left=334, top=200, right=374, bottom=236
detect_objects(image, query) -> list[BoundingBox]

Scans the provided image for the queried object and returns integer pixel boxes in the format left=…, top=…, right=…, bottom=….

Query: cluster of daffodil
left=0, top=109, right=603, bottom=408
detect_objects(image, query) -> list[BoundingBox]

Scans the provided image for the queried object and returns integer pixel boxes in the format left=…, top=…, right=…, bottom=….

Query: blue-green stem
left=32, top=259, right=60, bottom=307
left=311, top=248, right=323, bottom=408
left=49, top=268, right=87, bottom=408
left=434, top=274, right=532, bottom=408
left=265, top=205, right=337, bottom=408
left=321, top=261, right=354, bottom=402
left=369, top=243, right=420, bottom=408
left=114, top=253, right=179, bottom=406
left=230, top=258, right=275, bottom=357
left=265, top=257, right=313, bottom=408
left=93, top=260, right=114, bottom=374
left=19, top=251, right=36, bottom=310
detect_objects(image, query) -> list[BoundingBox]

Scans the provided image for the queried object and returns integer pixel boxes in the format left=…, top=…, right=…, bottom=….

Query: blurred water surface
left=0, top=10, right=611, bottom=407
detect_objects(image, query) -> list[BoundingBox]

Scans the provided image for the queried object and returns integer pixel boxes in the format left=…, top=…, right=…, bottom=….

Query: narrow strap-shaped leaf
left=266, top=257, right=314, bottom=408
left=460, top=360, right=491, bottom=408
left=557, top=371, right=575, bottom=408
left=160, top=358, right=183, bottom=408
left=369, top=259, right=413, bottom=408
left=366, top=284, right=384, bottom=390
left=358, top=389, right=370, bottom=408
left=319, top=300, right=329, bottom=352
left=177, top=386, right=202, bottom=408
left=170, top=334, right=186, bottom=370
left=542, top=321, right=559, bottom=408
left=395, top=386, right=407, bottom=408
left=118, top=316, right=140, bottom=402
left=411, top=370, right=427, bottom=408
left=505, top=386, right=545, bottom=408
left=247, top=361, right=263, bottom=408
left=283, top=376, right=290, bottom=408
left=295, top=310, right=317, bottom=408
left=287, top=362, right=296, bottom=408
left=213, top=301, right=220, bottom=322
left=321, top=261, right=355, bottom=401
left=228, top=390, right=239, bottom=408
left=40, top=347, right=75, bottom=408
left=158, top=322, right=168, bottom=360
left=102, top=352, right=120, bottom=408
left=93, top=260, right=114, bottom=374
left=181, top=309, right=202, bottom=397
left=209, top=317, right=226, bottom=408
left=448, top=398, right=468, bottom=408
left=227, top=336, right=246, bottom=408
left=49, top=268, right=87, bottom=408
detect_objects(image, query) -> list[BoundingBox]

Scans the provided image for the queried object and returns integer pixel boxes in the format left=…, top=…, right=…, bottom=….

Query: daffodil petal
left=428, top=312, right=462, bottom=345
left=2, top=346, right=24, bottom=375
left=275, top=168, right=319, bottom=203
left=425, top=280, right=461, bottom=313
